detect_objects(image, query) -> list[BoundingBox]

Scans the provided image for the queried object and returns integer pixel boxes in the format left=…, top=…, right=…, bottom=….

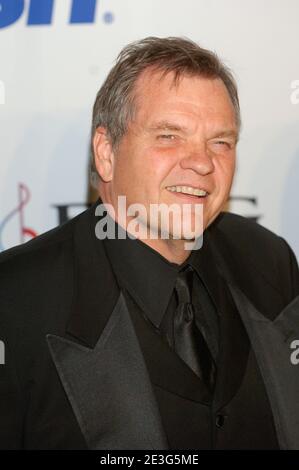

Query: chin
left=205, top=210, right=222, bottom=230
left=169, top=221, right=203, bottom=241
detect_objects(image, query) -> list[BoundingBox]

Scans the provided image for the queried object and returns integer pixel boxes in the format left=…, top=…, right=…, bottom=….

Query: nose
left=180, top=145, right=215, bottom=175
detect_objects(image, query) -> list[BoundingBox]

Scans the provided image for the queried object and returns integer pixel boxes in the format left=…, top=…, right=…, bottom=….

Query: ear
left=93, top=127, right=115, bottom=182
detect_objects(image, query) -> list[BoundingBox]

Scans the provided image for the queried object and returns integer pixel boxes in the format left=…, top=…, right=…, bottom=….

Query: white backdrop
left=0, top=0, right=298, bottom=258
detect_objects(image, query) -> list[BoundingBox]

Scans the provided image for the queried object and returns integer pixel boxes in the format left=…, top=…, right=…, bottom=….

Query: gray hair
left=90, top=36, right=241, bottom=186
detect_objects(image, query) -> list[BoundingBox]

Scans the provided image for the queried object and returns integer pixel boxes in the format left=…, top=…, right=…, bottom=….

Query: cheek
left=146, top=146, right=180, bottom=180
left=114, top=144, right=180, bottom=200
left=112, top=151, right=153, bottom=201
left=113, top=162, right=131, bottom=192
left=214, top=156, right=235, bottom=185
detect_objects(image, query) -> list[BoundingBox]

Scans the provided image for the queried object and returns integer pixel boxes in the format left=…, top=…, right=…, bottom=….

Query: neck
left=97, top=193, right=199, bottom=264
left=139, top=237, right=191, bottom=264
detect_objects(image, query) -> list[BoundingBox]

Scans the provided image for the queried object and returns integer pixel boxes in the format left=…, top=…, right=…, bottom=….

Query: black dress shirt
left=103, top=218, right=219, bottom=366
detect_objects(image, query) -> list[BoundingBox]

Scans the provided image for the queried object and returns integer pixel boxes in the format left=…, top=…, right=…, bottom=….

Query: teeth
left=166, top=186, right=207, bottom=196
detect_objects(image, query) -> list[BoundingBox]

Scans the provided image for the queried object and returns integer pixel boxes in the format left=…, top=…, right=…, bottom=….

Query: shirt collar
left=103, top=226, right=180, bottom=327
left=102, top=214, right=218, bottom=327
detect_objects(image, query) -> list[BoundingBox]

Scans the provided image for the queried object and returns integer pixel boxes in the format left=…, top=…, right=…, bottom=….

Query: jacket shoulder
left=0, top=202, right=95, bottom=274
left=0, top=208, right=88, bottom=302
left=215, top=211, right=283, bottom=246
left=0, top=208, right=92, bottom=339
left=212, top=211, right=299, bottom=302
left=0, top=216, right=75, bottom=267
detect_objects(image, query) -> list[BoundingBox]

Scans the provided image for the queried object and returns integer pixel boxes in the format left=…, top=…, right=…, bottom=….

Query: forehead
left=132, top=68, right=236, bottom=129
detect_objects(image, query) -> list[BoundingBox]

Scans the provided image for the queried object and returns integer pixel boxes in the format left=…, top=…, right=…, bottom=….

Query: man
left=0, top=37, right=299, bottom=450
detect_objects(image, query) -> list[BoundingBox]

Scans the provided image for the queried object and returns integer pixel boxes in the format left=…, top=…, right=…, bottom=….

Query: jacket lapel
left=46, top=203, right=168, bottom=450
left=47, top=292, right=168, bottom=450
left=207, top=223, right=299, bottom=449
left=228, top=286, right=299, bottom=450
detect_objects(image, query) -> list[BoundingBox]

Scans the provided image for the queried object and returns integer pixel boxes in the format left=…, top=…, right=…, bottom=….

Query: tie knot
left=175, top=267, right=193, bottom=305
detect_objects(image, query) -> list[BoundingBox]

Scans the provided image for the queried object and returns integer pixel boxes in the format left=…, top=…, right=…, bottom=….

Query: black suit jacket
left=0, top=201, right=298, bottom=449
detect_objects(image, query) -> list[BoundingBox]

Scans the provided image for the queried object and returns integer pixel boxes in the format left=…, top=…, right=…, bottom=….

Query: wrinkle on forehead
left=127, top=70, right=237, bottom=140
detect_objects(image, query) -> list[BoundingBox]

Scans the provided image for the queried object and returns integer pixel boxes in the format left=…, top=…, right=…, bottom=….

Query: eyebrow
left=210, top=130, right=239, bottom=142
left=147, top=121, right=239, bottom=142
left=147, top=121, right=189, bottom=132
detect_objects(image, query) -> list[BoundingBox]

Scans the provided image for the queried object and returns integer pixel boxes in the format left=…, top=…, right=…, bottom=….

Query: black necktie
left=173, top=267, right=216, bottom=391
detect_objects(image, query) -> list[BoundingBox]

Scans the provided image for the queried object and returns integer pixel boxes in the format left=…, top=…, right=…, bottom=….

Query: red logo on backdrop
left=0, top=183, right=38, bottom=251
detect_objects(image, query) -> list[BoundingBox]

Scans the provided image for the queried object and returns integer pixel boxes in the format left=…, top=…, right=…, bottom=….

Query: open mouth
left=165, top=185, right=208, bottom=198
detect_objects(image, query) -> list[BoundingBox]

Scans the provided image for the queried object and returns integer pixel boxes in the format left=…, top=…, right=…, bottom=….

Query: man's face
left=104, top=69, right=238, bottom=239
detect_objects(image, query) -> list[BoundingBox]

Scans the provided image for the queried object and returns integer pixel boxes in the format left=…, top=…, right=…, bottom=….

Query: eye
left=215, top=140, right=231, bottom=147
left=211, top=140, right=233, bottom=150
left=157, top=134, right=176, bottom=140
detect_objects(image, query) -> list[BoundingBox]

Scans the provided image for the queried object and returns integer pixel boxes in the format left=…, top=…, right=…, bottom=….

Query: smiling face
left=94, top=68, right=238, bottom=261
